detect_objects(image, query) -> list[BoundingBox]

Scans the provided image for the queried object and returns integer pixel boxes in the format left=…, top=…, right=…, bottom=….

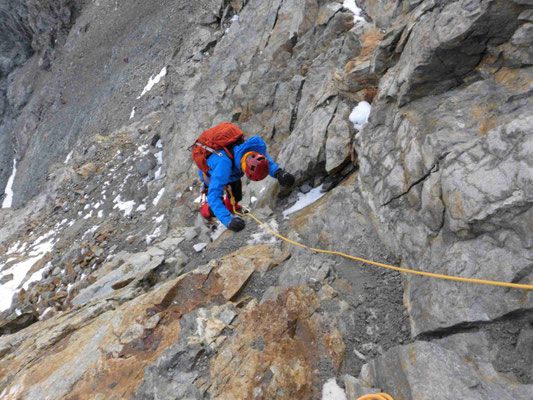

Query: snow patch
left=322, top=378, right=347, bottom=400
left=0, top=234, right=57, bottom=311
left=113, top=195, right=135, bottom=216
left=138, top=67, right=167, bottom=99
left=64, top=150, right=74, bottom=164
left=155, top=151, right=163, bottom=165
left=247, top=219, right=279, bottom=246
left=7, top=241, right=21, bottom=254
left=23, top=261, right=52, bottom=291
left=193, top=243, right=208, bottom=252
left=343, top=0, right=365, bottom=22
left=349, top=101, right=371, bottom=130
left=156, top=139, right=163, bottom=148
left=130, top=107, right=136, bottom=119
left=136, top=204, right=147, bottom=212
left=154, top=166, right=163, bottom=179
left=137, top=145, right=149, bottom=155
left=210, top=222, right=227, bottom=242
left=146, top=226, right=162, bottom=245
left=153, top=188, right=165, bottom=206
left=153, top=151, right=164, bottom=179
left=2, top=159, right=17, bottom=208
left=41, top=307, right=54, bottom=319
left=283, top=185, right=327, bottom=217
left=83, top=225, right=100, bottom=239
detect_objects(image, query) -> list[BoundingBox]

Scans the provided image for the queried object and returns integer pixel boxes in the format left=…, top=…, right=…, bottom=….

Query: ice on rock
left=283, top=185, right=327, bottom=217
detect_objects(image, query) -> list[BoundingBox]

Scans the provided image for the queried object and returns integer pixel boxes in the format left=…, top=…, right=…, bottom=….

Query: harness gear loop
left=226, top=187, right=250, bottom=214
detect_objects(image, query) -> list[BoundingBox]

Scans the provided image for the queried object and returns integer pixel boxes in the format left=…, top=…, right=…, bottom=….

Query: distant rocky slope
left=1, top=0, right=532, bottom=399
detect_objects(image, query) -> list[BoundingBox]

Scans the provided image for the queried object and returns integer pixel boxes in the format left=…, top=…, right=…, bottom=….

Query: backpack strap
left=225, top=137, right=245, bottom=161
left=202, top=171, right=211, bottom=184
left=194, top=142, right=223, bottom=157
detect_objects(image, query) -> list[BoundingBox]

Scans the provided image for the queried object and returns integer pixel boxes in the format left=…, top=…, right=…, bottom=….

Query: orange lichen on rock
left=209, top=287, right=345, bottom=400
left=0, top=245, right=282, bottom=399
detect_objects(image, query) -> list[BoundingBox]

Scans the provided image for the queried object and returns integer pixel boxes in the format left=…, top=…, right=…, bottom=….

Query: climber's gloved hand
left=274, top=169, right=295, bottom=187
left=228, top=216, right=245, bottom=232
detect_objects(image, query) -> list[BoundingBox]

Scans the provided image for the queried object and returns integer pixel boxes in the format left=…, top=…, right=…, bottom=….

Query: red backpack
left=192, top=122, right=245, bottom=176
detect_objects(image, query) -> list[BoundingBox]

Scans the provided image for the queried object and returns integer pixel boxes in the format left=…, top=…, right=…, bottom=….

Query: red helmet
left=241, top=151, right=269, bottom=181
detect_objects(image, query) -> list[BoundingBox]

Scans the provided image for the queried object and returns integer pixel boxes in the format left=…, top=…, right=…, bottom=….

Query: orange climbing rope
left=228, top=194, right=533, bottom=291
left=357, top=394, right=394, bottom=400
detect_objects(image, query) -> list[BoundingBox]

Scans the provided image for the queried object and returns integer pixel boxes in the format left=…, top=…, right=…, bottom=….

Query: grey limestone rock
left=325, top=102, right=354, bottom=174
left=133, top=310, right=213, bottom=400
left=360, top=341, right=533, bottom=400
left=72, top=252, right=165, bottom=307
left=375, top=0, right=521, bottom=106
left=135, top=153, right=158, bottom=176
left=343, top=374, right=382, bottom=400
left=357, top=0, right=533, bottom=333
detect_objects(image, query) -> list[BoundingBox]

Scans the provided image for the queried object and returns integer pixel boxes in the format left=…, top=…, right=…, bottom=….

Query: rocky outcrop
left=355, top=0, right=533, bottom=336
left=0, top=238, right=356, bottom=399
left=360, top=339, right=533, bottom=400
left=347, top=0, right=533, bottom=397
left=162, top=0, right=364, bottom=189
left=1, top=0, right=533, bottom=398
left=0, top=0, right=81, bottom=69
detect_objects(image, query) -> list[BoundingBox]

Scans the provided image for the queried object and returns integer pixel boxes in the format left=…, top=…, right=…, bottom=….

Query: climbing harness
left=227, top=192, right=533, bottom=291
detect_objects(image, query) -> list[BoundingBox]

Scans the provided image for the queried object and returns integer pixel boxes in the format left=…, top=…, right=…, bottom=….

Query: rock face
left=360, top=339, right=533, bottom=400
left=0, top=0, right=533, bottom=399
left=355, top=0, right=533, bottom=336
left=0, top=0, right=82, bottom=195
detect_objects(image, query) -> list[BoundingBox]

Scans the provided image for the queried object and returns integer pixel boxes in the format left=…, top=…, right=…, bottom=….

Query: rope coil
left=357, top=394, right=394, bottom=400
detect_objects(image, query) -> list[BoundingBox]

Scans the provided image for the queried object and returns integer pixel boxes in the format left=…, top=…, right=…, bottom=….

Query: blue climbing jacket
left=198, top=136, right=280, bottom=226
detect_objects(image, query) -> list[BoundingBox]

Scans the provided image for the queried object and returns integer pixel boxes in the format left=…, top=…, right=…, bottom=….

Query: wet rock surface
left=0, top=0, right=532, bottom=399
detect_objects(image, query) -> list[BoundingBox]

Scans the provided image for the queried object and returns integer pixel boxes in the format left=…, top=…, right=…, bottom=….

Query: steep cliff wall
left=0, top=0, right=83, bottom=202
left=355, top=0, right=533, bottom=335
left=0, top=0, right=532, bottom=399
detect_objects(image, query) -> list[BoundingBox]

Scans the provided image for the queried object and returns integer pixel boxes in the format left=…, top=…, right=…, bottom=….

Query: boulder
left=360, top=341, right=533, bottom=399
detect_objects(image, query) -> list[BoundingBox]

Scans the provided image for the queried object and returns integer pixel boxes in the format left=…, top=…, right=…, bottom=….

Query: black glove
left=228, top=217, right=245, bottom=232
left=274, top=169, right=295, bottom=187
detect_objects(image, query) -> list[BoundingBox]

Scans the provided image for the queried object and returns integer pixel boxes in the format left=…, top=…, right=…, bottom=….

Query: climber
left=192, top=122, right=295, bottom=232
